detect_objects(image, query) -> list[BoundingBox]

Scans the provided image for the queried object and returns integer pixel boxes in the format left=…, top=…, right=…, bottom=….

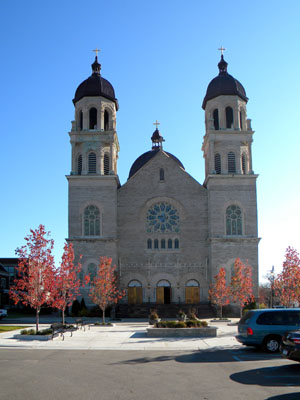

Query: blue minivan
left=236, top=308, right=300, bottom=352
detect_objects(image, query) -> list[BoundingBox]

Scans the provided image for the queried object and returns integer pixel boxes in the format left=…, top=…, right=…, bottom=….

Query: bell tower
left=67, top=53, right=120, bottom=304
left=202, top=52, right=259, bottom=297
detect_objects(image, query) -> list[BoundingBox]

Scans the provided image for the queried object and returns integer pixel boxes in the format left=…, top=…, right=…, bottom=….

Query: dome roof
left=202, top=55, right=248, bottom=109
left=73, top=56, right=119, bottom=110
left=128, top=149, right=185, bottom=180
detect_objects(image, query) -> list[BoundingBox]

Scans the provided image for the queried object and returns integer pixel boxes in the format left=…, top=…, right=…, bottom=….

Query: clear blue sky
left=1, top=0, right=299, bottom=282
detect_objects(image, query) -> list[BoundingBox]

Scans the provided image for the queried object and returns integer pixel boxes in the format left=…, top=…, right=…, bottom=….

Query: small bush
left=79, top=307, right=88, bottom=317
left=155, top=320, right=208, bottom=328
left=94, top=322, right=112, bottom=326
left=71, top=300, right=81, bottom=316
left=21, top=328, right=53, bottom=335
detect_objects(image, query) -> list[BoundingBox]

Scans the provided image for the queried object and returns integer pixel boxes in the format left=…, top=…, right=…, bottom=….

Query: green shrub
left=94, top=322, right=112, bottom=326
left=79, top=307, right=88, bottom=317
left=155, top=320, right=208, bottom=328
left=21, top=328, right=53, bottom=335
left=71, top=300, right=81, bottom=316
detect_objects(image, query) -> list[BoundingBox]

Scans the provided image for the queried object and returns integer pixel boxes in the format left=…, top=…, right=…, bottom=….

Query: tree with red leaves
left=274, top=247, right=300, bottom=307
left=52, top=243, right=85, bottom=325
left=9, top=225, right=55, bottom=332
left=230, top=258, right=254, bottom=317
left=209, top=267, right=230, bottom=319
left=89, top=257, right=125, bottom=323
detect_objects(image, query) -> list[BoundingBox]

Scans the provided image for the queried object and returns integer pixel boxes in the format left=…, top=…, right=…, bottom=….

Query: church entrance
left=156, top=280, right=171, bottom=304
left=128, top=280, right=143, bottom=304
left=185, top=280, right=200, bottom=304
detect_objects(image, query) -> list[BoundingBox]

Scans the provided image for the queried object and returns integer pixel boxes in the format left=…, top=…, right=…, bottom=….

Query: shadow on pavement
left=230, top=363, right=300, bottom=387
left=110, top=348, right=282, bottom=365
left=264, top=394, right=300, bottom=400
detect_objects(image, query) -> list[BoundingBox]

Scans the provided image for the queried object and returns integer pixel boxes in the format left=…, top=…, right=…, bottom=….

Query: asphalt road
left=1, top=348, right=300, bottom=400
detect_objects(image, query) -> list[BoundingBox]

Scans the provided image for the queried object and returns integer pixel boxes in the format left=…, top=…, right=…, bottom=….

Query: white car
left=0, top=309, right=7, bottom=320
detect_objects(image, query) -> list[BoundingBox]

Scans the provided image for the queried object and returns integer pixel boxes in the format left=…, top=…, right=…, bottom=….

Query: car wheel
left=263, top=336, right=281, bottom=353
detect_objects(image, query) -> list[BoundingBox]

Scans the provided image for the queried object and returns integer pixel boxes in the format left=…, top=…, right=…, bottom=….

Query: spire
left=151, top=120, right=164, bottom=150
left=91, top=55, right=101, bottom=75
left=218, top=54, right=228, bottom=74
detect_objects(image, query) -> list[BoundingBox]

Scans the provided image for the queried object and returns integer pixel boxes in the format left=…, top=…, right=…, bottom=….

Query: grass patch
left=0, top=326, right=30, bottom=333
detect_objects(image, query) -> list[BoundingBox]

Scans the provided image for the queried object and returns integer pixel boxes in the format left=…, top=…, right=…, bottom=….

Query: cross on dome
left=153, top=120, right=160, bottom=129
left=218, top=46, right=226, bottom=56
left=93, top=48, right=101, bottom=57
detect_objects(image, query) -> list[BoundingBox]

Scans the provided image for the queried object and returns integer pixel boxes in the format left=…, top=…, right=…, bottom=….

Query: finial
left=153, top=120, right=160, bottom=129
left=218, top=46, right=226, bottom=56
left=91, top=49, right=101, bottom=75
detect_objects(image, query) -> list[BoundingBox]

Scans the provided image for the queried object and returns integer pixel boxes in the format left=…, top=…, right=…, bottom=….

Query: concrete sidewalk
left=0, top=319, right=242, bottom=351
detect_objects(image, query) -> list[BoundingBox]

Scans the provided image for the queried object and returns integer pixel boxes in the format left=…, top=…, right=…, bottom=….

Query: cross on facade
left=153, top=120, right=160, bottom=129
left=93, top=48, right=101, bottom=57
left=218, top=46, right=226, bottom=56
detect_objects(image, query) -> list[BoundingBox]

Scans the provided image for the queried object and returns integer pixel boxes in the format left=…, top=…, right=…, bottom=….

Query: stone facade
left=67, top=55, right=259, bottom=308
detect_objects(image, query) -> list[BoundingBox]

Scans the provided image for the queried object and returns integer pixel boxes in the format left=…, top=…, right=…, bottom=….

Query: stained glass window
left=146, top=202, right=180, bottom=233
left=226, top=205, right=242, bottom=235
left=84, top=205, right=100, bottom=236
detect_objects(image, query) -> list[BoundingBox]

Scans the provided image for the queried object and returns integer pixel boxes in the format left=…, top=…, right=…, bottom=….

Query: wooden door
left=136, top=287, right=143, bottom=304
left=185, top=287, right=200, bottom=304
left=156, top=287, right=164, bottom=304
left=128, top=287, right=136, bottom=304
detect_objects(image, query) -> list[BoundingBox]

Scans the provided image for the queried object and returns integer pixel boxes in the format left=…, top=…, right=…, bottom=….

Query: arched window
left=226, top=205, right=242, bottom=235
left=128, top=280, right=142, bottom=287
left=84, top=205, right=100, bottom=236
left=104, top=153, right=110, bottom=175
left=104, top=110, right=109, bottom=130
left=89, top=108, right=97, bottom=129
left=157, top=280, right=171, bottom=287
left=241, top=153, right=246, bottom=174
left=154, top=239, right=159, bottom=249
left=214, top=153, right=221, bottom=174
left=161, top=239, right=166, bottom=249
left=186, top=279, right=199, bottom=287
left=228, top=152, right=236, bottom=173
left=77, top=154, right=82, bottom=175
left=213, top=109, right=219, bottom=130
left=88, top=152, right=97, bottom=174
left=160, top=168, right=164, bottom=181
left=79, top=110, right=83, bottom=130
left=147, top=239, right=152, bottom=249
left=168, top=239, right=172, bottom=249
left=239, top=110, right=244, bottom=130
left=88, top=263, right=97, bottom=282
left=174, top=238, right=179, bottom=249
left=226, top=107, right=234, bottom=128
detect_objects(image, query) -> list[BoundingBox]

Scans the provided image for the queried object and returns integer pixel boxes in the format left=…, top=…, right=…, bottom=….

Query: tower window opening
left=147, top=239, right=152, bottom=249
left=239, top=110, right=243, bottom=130
left=168, top=239, right=172, bottom=249
left=174, top=238, right=179, bottom=249
left=89, top=107, right=97, bottom=129
left=161, top=239, right=166, bottom=249
left=228, top=152, right=236, bottom=174
left=79, top=110, right=83, bottom=130
left=84, top=205, right=100, bottom=236
left=77, top=154, right=82, bottom=175
left=88, top=152, right=97, bottom=174
left=213, top=109, right=219, bottom=130
left=242, top=153, right=246, bottom=174
left=214, top=153, right=221, bottom=174
left=104, top=153, right=110, bottom=175
left=160, top=168, right=164, bottom=181
left=226, top=205, right=242, bottom=235
left=104, top=110, right=109, bottom=130
left=226, top=107, right=234, bottom=128
left=154, top=239, right=159, bottom=249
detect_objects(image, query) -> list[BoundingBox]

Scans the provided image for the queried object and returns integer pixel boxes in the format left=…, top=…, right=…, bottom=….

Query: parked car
left=236, top=308, right=300, bottom=352
left=0, top=309, right=7, bottom=320
left=280, top=330, right=300, bottom=362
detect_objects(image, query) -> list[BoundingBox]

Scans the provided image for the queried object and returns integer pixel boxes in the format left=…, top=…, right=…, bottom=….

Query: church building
left=67, top=53, right=259, bottom=316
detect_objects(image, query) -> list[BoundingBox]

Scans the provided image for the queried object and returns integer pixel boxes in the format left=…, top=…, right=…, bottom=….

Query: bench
left=50, top=323, right=77, bottom=340
left=75, top=318, right=91, bottom=331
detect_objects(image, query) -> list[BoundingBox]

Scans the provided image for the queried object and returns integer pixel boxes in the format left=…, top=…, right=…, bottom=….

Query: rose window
left=146, top=202, right=179, bottom=233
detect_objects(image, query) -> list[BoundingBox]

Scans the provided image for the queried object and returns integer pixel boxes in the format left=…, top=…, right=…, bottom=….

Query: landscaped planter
left=14, top=334, right=53, bottom=341
left=147, top=326, right=217, bottom=337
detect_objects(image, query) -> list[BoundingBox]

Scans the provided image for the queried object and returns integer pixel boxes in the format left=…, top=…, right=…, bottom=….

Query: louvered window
left=213, top=109, right=219, bottom=130
left=228, top=152, right=236, bottom=173
left=226, top=205, right=242, bottom=235
left=242, top=153, right=246, bottom=174
left=88, top=152, right=96, bottom=174
left=84, top=205, right=100, bottom=236
left=89, top=107, right=97, bottom=129
left=226, top=107, right=234, bottom=128
left=77, top=154, right=82, bottom=175
left=104, top=153, right=110, bottom=175
left=104, top=110, right=109, bottom=130
left=214, top=153, right=221, bottom=174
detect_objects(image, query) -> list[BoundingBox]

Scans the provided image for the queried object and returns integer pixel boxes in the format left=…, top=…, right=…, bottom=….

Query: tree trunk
left=62, top=308, right=65, bottom=325
left=102, top=307, right=105, bottom=324
left=36, top=308, right=40, bottom=333
left=220, top=304, right=223, bottom=319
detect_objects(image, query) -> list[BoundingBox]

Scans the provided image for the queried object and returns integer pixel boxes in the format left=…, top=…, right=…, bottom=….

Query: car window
left=257, top=311, right=300, bottom=326
left=239, top=311, right=254, bottom=324
left=283, top=311, right=300, bottom=325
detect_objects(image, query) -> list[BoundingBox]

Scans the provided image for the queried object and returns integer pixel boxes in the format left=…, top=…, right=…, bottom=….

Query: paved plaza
left=0, top=319, right=240, bottom=351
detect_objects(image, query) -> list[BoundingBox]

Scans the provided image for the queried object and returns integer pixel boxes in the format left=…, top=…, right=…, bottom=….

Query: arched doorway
left=128, top=280, right=143, bottom=304
left=185, top=280, right=200, bottom=304
left=156, top=280, right=171, bottom=304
